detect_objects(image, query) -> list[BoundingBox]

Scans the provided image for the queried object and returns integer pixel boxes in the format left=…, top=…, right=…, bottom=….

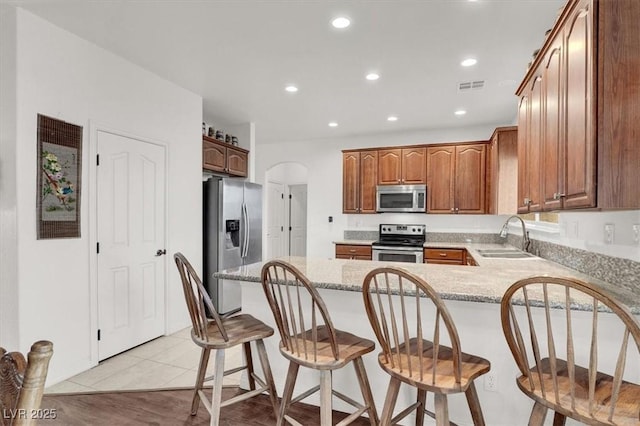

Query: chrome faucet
left=500, top=215, right=531, bottom=252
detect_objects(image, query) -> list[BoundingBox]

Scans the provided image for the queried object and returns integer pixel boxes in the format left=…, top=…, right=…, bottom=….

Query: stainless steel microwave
left=376, top=184, right=426, bottom=213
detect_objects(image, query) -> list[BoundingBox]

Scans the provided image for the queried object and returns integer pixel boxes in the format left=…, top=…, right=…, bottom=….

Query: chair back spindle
left=363, top=267, right=463, bottom=387
left=174, top=253, right=228, bottom=343
left=501, top=276, right=640, bottom=425
left=261, top=260, right=339, bottom=362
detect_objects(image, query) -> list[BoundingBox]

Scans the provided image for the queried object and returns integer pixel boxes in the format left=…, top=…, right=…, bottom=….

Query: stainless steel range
left=372, top=224, right=426, bottom=264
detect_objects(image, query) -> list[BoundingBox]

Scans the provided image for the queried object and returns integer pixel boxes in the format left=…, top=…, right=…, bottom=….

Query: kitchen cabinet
left=487, top=126, right=518, bottom=214
left=342, top=150, right=378, bottom=214
left=335, top=244, right=372, bottom=260
left=426, top=143, right=486, bottom=214
left=517, top=0, right=640, bottom=211
left=423, top=248, right=467, bottom=265
left=203, top=136, right=248, bottom=177
left=378, top=147, right=426, bottom=185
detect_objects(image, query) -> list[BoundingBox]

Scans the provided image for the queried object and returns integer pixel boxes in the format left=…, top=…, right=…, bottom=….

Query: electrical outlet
left=604, top=223, right=615, bottom=244
left=484, top=372, right=498, bottom=392
left=633, top=224, right=640, bottom=244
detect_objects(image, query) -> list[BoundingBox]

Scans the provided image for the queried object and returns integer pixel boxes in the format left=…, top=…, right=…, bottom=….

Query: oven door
left=372, top=246, right=423, bottom=263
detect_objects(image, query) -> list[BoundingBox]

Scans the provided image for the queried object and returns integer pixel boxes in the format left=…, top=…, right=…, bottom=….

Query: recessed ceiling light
left=461, top=58, right=477, bottom=67
left=285, top=85, right=298, bottom=93
left=366, top=73, right=380, bottom=81
left=328, top=122, right=338, bottom=127
left=387, top=116, right=398, bottom=122
left=454, top=110, right=467, bottom=116
left=331, top=17, right=351, bottom=29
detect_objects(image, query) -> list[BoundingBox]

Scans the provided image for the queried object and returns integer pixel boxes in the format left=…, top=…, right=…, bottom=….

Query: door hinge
left=281, top=226, right=284, bottom=232
left=96, top=154, right=100, bottom=166
left=97, top=242, right=100, bottom=254
left=281, top=193, right=284, bottom=199
left=289, top=194, right=292, bottom=199
left=97, top=329, right=101, bottom=341
left=289, top=226, right=292, bottom=231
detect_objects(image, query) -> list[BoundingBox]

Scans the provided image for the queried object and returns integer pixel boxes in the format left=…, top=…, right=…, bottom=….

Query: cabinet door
left=226, top=147, right=248, bottom=177
left=455, top=144, right=486, bottom=214
left=517, top=96, right=530, bottom=213
left=401, top=147, right=426, bottom=184
left=542, top=42, right=564, bottom=211
left=377, top=149, right=402, bottom=185
left=528, top=74, right=544, bottom=212
left=426, top=146, right=455, bottom=213
left=359, top=151, right=378, bottom=213
left=563, top=0, right=596, bottom=209
left=203, top=140, right=226, bottom=173
left=343, top=152, right=360, bottom=213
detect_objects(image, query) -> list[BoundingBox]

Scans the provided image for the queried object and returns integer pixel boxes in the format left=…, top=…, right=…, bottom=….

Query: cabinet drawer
left=424, top=248, right=464, bottom=261
left=335, top=244, right=372, bottom=257
left=425, top=259, right=463, bottom=265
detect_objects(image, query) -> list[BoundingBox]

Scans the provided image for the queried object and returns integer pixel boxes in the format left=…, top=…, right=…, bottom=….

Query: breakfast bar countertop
left=214, top=243, right=640, bottom=315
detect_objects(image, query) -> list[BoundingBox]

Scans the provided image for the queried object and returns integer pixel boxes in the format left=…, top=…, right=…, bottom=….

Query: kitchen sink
left=476, top=249, right=536, bottom=259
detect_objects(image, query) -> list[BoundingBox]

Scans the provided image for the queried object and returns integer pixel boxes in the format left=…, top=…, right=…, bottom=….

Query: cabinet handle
left=349, top=249, right=356, bottom=253
left=523, top=197, right=531, bottom=206
left=439, top=253, right=447, bottom=257
left=451, top=208, right=455, bottom=212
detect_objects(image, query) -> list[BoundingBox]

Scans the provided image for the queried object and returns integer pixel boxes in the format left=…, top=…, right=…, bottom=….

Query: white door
left=266, top=181, right=285, bottom=260
left=289, top=184, right=307, bottom=256
left=96, top=131, right=166, bottom=360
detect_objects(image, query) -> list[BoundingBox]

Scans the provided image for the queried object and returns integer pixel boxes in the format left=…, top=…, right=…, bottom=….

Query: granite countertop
left=215, top=243, right=640, bottom=314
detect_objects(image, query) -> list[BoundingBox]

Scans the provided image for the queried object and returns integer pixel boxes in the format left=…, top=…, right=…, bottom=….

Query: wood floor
left=40, top=387, right=372, bottom=425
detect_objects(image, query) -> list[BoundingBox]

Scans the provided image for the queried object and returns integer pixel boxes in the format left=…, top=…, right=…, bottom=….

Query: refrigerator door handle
left=242, top=202, right=249, bottom=258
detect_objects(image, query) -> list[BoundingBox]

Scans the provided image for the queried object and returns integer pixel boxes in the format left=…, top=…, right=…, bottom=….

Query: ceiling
left=13, top=0, right=565, bottom=144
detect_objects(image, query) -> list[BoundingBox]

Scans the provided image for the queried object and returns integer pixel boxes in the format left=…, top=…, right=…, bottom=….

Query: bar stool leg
left=278, top=361, right=299, bottom=426
left=191, top=347, right=211, bottom=415
left=464, top=382, right=486, bottom=426
left=434, top=393, right=449, bottom=426
left=320, top=370, right=333, bottom=426
left=552, top=412, right=566, bottom=426
left=416, top=389, right=427, bottom=425
left=243, top=342, right=256, bottom=391
left=256, top=339, right=279, bottom=419
left=381, top=377, right=401, bottom=425
left=528, top=402, right=548, bottom=426
left=210, top=349, right=226, bottom=426
left=353, top=357, right=378, bottom=425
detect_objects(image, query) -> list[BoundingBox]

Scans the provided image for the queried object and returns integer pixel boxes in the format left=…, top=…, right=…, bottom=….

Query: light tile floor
left=45, top=327, right=243, bottom=394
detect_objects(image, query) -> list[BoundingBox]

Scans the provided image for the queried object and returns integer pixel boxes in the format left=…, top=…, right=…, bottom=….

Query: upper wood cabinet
left=427, top=143, right=486, bottom=214
left=518, top=0, right=640, bottom=211
left=378, top=147, right=426, bottom=185
left=342, top=150, right=378, bottom=214
left=203, top=136, right=248, bottom=177
left=487, top=126, right=518, bottom=215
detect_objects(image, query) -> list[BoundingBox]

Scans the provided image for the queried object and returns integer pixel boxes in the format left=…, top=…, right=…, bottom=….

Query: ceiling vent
left=458, top=80, right=485, bottom=92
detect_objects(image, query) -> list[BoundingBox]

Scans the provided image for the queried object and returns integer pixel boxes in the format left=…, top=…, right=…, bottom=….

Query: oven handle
left=372, top=245, right=424, bottom=252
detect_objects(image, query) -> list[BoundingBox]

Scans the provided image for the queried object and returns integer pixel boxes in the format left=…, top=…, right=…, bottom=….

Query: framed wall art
left=37, top=114, right=83, bottom=239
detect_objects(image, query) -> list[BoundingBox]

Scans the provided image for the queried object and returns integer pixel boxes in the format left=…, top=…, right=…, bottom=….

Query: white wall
left=255, top=124, right=501, bottom=258
left=0, top=4, right=19, bottom=349
left=7, top=8, right=202, bottom=384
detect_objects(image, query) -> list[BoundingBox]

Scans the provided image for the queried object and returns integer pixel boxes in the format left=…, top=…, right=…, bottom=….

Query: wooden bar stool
left=362, top=267, right=490, bottom=426
left=174, top=253, right=278, bottom=426
left=1, top=340, right=53, bottom=426
left=261, top=260, right=379, bottom=426
left=501, top=276, right=640, bottom=426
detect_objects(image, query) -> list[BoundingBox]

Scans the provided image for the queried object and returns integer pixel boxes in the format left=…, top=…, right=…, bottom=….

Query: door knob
left=156, top=249, right=167, bottom=256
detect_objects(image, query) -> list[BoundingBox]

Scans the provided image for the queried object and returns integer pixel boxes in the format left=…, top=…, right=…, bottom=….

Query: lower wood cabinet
left=335, top=244, right=372, bottom=260
left=423, top=248, right=467, bottom=265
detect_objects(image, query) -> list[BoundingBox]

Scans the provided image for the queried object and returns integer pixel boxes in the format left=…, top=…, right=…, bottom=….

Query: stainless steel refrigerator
left=203, top=177, right=262, bottom=315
